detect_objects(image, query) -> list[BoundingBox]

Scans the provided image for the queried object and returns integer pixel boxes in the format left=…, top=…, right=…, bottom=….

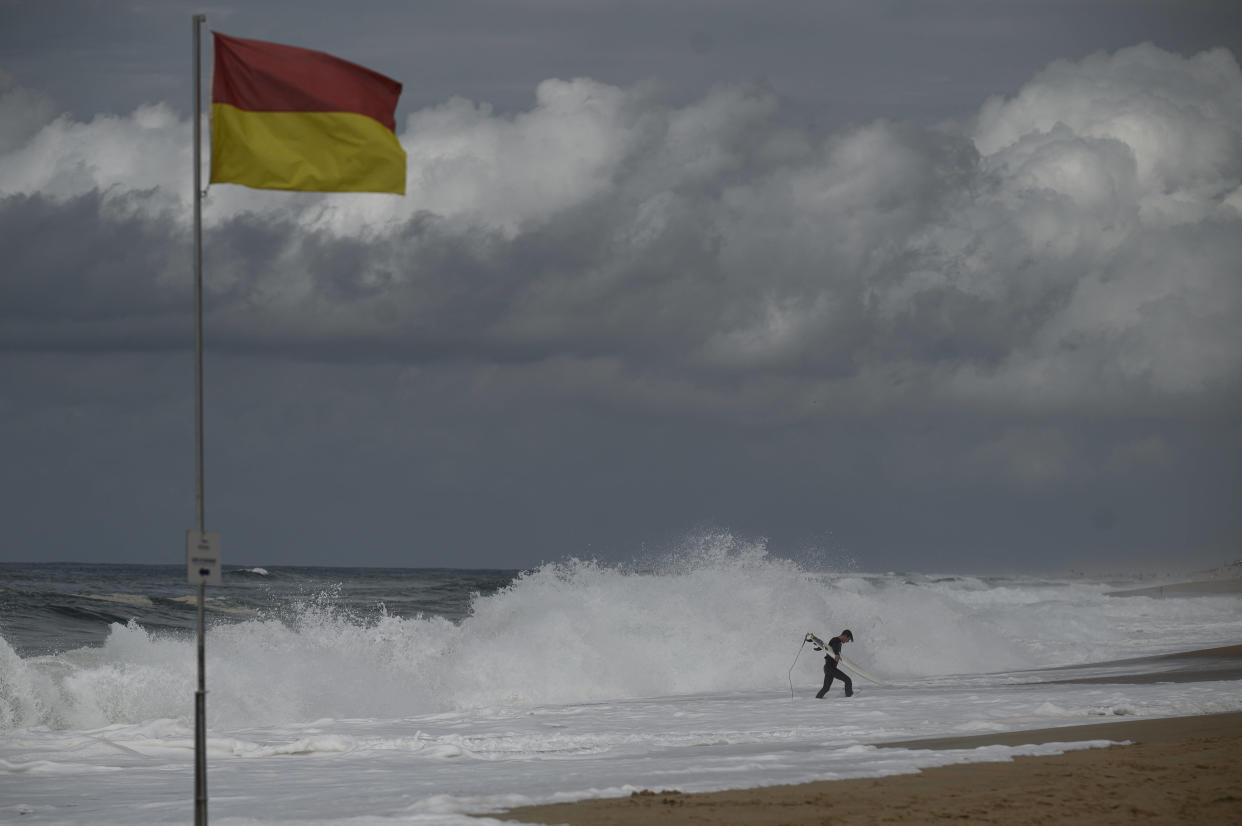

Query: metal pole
left=192, top=13, right=208, bottom=826
left=195, top=581, right=207, bottom=826
left=193, top=14, right=205, bottom=538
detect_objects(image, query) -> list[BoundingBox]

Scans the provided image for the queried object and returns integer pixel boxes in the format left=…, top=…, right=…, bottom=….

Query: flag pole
left=193, top=15, right=205, bottom=538
left=192, top=12, right=208, bottom=826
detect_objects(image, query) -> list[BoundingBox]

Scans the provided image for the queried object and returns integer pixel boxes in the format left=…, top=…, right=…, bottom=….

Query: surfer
left=815, top=629, right=854, bottom=698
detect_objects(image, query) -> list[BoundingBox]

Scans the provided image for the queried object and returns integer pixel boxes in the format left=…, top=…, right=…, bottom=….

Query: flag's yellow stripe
left=210, top=103, right=406, bottom=194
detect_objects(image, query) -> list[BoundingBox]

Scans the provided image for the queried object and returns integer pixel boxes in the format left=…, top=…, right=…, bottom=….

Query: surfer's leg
left=815, top=665, right=834, bottom=698
left=820, top=663, right=852, bottom=698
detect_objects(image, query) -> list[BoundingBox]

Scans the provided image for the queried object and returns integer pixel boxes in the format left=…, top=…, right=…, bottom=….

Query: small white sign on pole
left=186, top=531, right=222, bottom=585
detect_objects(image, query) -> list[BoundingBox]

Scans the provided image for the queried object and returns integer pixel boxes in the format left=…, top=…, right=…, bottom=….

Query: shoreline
left=1036, top=643, right=1242, bottom=685
left=492, top=711, right=1242, bottom=825
left=1106, top=577, right=1242, bottom=597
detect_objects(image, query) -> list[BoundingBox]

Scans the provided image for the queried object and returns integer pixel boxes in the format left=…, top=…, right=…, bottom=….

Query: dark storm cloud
left=5, top=44, right=1241, bottom=415
left=0, top=191, right=186, bottom=350
left=1, top=22, right=1240, bottom=569
left=5, top=1, right=1240, bottom=125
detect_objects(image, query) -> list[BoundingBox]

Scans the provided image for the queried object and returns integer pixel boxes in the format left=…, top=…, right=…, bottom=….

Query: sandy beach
left=496, top=711, right=1242, bottom=825
left=490, top=604, right=1242, bottom=826
left=494, top=641, right=1242, bottom=826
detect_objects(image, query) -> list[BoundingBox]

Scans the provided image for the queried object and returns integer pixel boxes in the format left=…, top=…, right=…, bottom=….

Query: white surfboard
left=839, top=655, right=888, bottom=687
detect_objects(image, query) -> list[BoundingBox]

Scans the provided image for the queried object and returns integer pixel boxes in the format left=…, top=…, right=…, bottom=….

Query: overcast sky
left=1, top=0, right=1240, bottom=573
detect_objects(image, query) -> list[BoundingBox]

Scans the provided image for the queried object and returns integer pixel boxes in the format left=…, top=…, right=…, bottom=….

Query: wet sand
left=492, top=647, right=1242, bottom=825
left=495, top=712, right=1242, bottom=825
left=1106, top=577, right=1242, bottom=597
left=1041, top=643, right=1242, bottom=685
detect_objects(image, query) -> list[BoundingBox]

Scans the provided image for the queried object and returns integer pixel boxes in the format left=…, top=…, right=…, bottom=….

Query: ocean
left=2, top=538, right=1240, bottom=825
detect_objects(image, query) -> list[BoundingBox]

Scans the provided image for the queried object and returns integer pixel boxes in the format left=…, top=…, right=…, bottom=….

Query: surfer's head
left=840, top=630, right=854, bottom=642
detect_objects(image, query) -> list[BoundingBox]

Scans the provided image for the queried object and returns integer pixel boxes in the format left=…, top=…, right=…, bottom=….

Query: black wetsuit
left=815, top=636, right=853, bottom=698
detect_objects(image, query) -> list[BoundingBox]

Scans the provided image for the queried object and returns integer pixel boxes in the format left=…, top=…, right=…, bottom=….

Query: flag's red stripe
left=212, top=32, right=401, bottom=132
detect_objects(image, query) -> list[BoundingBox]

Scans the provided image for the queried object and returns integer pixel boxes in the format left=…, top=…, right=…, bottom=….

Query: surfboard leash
left=787, top=632, right=822, bottom=696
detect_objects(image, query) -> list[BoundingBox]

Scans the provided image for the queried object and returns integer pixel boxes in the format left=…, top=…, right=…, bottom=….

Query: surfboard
left=839, top=655, right=888, bottom=687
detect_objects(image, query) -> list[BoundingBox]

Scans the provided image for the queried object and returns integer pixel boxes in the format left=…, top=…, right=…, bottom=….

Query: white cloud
left=0, top=103, right=188, bottom=211
left=974, top=44, right=1242, bottom=226
left=401, top=78, right=642, bottom=236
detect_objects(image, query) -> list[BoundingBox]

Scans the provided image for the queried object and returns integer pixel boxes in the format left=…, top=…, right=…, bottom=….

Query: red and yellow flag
left=211, top=33, right=406, bottom=194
